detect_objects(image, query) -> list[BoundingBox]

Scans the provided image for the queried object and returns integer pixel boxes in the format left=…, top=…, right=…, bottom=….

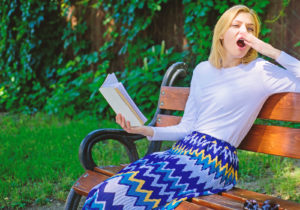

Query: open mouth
left=237, top=39, right=245, bottom=48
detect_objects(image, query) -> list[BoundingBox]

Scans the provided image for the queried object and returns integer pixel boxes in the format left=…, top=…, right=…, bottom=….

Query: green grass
left=237, top=150, right=300, bottom=202
left=0, top=113, right=149, bottom=209
left=0, top=113, right=299, bottom=208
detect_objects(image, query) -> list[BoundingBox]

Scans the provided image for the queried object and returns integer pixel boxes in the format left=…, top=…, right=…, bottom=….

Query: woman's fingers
left=116, top=114, right=121, bottom=124
left=116, top=116, right=154, bottom=136
left=121, top=115, right=126, bottom=128
left=115, top=114, right=134, bottom=132
left=243, top=39, right=255, bottom=49
left=240, top=32, right=280, bottom=60
left=240, top=33, right=257, bottom=47
left=126, top=120, right=131, bottom=129
left=116, top=114, right=125, bottom=128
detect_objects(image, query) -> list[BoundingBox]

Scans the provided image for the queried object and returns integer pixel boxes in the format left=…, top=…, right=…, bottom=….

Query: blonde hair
left=208, top=5, right=261, bottom=69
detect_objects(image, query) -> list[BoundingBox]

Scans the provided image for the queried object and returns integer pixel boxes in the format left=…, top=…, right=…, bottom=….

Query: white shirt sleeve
left=147, top=69, right=199, bottom=141
left=261, top=51, right=300, bottom=94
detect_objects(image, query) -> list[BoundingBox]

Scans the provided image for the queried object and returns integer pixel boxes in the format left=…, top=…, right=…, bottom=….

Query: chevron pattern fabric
left=83, top=131, right=238, bottom=210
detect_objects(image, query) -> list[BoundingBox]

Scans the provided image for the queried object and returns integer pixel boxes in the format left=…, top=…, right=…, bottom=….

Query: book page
left=99, top=73, right=147, bottom=126
left=101, top=73, right=118, bottom=86
left=115, top=82, right=147, bottom=123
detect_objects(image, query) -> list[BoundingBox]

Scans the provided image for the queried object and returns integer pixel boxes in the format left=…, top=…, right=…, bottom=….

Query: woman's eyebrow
left=232, top=20, right=255, bottom=26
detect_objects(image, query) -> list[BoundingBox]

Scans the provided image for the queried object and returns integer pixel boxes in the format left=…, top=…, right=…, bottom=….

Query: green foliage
left=43, top=52, right=104, bottom=118
left=122, top=41, right=186, bottom=119
left=183, top=0, right=214, bottom=64
left=0, top=0, right=65, bottom=113
left=0, top=0, right=273, bottom=119
left=100, top=0, right=168, bottom=54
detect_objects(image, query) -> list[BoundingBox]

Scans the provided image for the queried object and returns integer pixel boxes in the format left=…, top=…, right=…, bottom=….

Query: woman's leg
left=83, top=151, right=179, bottom=210
left=83, top=132, right=238, bottom=210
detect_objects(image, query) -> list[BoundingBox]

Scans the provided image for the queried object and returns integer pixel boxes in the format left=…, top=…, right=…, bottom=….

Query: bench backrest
left=156, top=86, right=300, bottom=159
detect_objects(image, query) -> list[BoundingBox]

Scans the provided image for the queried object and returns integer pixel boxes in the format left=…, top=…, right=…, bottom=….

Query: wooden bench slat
left=222, top=188, right=300, bottom=210
left=239, top=124, right=300, bottom=158
left=159, top=87, right=189, bottom=111
left=94, top=164, right=128, bottom=176
left=156, top=115, right=300, bottom=158
left=192, top=194, right=244, bottom=210
left=176, top=201, right=213, bottom=210
left=73, top=165, right=128, bottom=196
left=156, top=114, right=182, bottom=127
left=158, top=87, right=300, bottom=122
left=72, top=170, right=110, bottom=196
left=258, top=92, right=300, bottom=122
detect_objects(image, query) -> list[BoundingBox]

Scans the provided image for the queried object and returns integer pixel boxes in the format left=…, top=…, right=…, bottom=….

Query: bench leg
left=64, top=188, right=82, bottom=210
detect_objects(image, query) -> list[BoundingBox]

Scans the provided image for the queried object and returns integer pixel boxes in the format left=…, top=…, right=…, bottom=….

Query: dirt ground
left=24, top=200, right=65, bottom=210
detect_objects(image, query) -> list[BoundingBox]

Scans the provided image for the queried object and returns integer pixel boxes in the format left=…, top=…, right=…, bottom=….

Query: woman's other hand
left=240, top=32, right=281, bottom=60
left=115, top=114, right=154, bottom=137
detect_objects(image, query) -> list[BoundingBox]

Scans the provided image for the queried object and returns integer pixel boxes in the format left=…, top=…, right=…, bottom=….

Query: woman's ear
left=219, top=37, right=223, bottom=46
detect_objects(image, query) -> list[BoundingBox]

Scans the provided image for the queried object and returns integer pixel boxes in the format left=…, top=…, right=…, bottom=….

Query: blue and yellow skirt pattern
left=83, top=131, right=238, bottom=210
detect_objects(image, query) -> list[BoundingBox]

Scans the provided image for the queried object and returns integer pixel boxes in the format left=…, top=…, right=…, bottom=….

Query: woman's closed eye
left=247, top=27, right=254, bottom=32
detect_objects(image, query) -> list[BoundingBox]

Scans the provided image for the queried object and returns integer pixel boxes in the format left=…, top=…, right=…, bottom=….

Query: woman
left=83, top=5, right=300, bottom=210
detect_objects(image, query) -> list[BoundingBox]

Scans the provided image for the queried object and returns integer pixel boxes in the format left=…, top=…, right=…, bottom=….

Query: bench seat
left=72, top=165, right=300, bottom=209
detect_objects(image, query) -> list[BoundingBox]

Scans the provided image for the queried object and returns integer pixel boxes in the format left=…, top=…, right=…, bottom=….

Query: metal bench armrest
left=79, top=129, right=144, bottom=170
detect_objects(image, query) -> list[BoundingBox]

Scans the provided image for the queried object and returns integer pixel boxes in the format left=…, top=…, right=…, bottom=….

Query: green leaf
left=294, top=41, right=300, bottom=47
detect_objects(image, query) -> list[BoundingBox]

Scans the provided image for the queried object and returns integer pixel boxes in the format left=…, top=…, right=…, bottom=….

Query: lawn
left=0, top=113, right=299, bottom=209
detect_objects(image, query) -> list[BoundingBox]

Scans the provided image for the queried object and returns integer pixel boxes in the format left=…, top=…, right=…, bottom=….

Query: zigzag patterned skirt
left=83, top=131, right=239, bottom=210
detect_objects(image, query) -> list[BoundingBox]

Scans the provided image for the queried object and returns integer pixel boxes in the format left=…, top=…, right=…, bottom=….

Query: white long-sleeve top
left=148, top=52, right=300, bottom=147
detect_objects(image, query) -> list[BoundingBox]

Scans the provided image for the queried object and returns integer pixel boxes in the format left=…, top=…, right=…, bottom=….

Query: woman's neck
left=222, top=56, right=241, bottom=68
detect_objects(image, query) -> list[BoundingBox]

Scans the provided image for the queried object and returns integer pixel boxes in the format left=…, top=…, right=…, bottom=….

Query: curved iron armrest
left=79, top=129, right=145, bottom=170
left=79, top=62, right=188, bottom=170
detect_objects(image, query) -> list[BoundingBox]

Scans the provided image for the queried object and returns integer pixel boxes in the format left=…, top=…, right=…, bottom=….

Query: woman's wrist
left=269, top=46, right=281, bottom=60
left=127, top=126, right=154, bottom=137
left=261, top=43, right=281, bottom=60
left=140, top=126, right=154, bottom=137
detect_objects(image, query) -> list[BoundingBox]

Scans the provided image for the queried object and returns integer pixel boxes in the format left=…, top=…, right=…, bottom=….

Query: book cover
left=99, top=73, right=147, bottom=126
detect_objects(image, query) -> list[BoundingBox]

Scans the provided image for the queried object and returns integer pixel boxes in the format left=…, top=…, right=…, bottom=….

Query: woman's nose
left=239, top=24, right=247, bottom=33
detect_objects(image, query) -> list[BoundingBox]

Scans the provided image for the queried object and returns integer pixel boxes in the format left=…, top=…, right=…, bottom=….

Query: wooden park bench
left=65, top=62, right=300, bottom=209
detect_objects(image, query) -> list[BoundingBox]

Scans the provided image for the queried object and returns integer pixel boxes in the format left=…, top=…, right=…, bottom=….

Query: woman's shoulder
left=194, top=60, right=212, bottom=69
left=193, top=61, right=214, bottom=74
left=244, top=57, right=273, bottom=72
left=244, top=57, right=290, bottom=80
left=190, top=61, right=221, bottom=84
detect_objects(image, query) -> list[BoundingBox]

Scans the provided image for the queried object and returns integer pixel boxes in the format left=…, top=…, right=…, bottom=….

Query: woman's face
left=221, top=12, right=255, bottom=64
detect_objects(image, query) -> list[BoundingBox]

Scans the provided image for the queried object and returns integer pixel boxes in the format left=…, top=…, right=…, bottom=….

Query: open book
left=99, top=73, right=147, bottom=126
